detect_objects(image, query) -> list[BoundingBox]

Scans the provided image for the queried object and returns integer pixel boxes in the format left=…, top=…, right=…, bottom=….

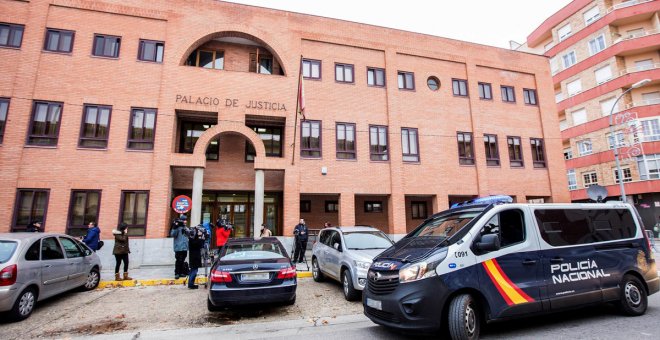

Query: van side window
left=25, top=240, right=41, bottom=261
left=534, top=208, right=635, bottom=246
left=479, top=209, right=525, bottom=249
left=587, top=209, right=636, bottom=242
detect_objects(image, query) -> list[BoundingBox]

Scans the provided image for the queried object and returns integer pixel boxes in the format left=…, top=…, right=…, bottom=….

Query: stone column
left=191, top=167, right=204, bottom=226
left=253, top=169, right=265, bottom=239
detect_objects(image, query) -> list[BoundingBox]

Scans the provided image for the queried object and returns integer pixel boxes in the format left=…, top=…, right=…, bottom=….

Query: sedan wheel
left=10, top=288, right=36, bottom=321
left=84, top=270, right=100, bottom=291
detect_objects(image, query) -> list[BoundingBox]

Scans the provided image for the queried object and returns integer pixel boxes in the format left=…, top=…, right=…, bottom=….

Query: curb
left=97, top=271, right=313, bottom=289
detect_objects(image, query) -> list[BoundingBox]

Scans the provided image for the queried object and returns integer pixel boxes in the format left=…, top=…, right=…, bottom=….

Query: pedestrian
left=26, top=221, right=42, bottom=232
left=170, top=214, right=189, bottom=279
left=293, top=219, right=308, bottom=263
left=323, top=221, right=332, bottom=228
left=82, top=221, right=101, bottom=251
left=187, top=226, right=205, bottom=289
left=112, top=222, right=132, bottom=281
left=215, top=215, right=233, bottom=248
left=260, top=223, right=272, bottom=237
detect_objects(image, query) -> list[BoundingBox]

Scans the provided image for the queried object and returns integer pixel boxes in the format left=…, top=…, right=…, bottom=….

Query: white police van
left=363, top=196, right=659, bottom=340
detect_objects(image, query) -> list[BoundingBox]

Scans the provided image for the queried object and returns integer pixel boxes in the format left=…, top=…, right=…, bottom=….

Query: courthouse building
left=517, top=0, right=659, bottom=228
left=0, top=0, right=569, bottom=260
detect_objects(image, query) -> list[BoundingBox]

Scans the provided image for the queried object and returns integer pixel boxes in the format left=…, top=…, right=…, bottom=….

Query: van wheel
left=448, top=294, right=480, bottom=340
left=342, top=270, right=360, bottom=301
left=10, top=287, right=37, bottom=321
left=618, top=274, right=647, bottom=316
left=312, top=258, right=324, bottom=282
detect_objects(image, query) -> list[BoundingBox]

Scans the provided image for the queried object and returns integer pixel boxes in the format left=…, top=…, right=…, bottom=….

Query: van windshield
left=0, top=241, right=18, bottom=264
left=409, top=209, right=483, bottom=239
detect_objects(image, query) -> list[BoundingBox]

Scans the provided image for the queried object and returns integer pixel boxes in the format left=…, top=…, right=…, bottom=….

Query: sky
left=223, top=0, right=573, bottom=49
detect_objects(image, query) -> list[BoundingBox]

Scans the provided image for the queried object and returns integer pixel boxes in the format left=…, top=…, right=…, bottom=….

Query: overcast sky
left=224, top=0, right=573, bottom=49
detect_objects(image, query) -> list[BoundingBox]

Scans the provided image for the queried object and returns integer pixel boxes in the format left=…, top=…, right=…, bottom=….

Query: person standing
left=82, top=221, right=101, bottom=251
left=293, top=219, right=308, bottom=263
left=260, top=223, right=272, bottom=237
left=187, top=227, right=205, bottom=289
left=170, top=214, right=189, bottom=279
left=112, top=223, right=132, bottom=281
left=215, top=216, right=232, bottom=249
left=26, top=221, right=42, bottom=232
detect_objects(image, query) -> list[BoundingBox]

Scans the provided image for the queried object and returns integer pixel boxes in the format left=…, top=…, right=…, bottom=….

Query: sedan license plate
left=366, top=298, right=382, bottom=310
left=241, top=273, right=269, bottom=281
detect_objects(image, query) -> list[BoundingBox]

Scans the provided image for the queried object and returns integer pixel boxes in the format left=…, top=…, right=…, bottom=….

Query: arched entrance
left=189, top=122, right=267, bottom=239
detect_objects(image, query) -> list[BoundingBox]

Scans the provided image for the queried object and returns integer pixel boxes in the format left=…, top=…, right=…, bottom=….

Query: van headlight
left=398, top=250, right=447, bottom=283
left=354, top=260, right=372, bottom=270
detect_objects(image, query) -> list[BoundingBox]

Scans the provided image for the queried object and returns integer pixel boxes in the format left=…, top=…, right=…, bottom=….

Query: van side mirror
left=333, top=242, right=342, bottom=252
left=475, top=234, right=500, bottom=252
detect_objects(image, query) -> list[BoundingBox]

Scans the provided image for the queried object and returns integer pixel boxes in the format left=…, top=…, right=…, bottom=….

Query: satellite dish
left=587, top=185, right=608, bottom=203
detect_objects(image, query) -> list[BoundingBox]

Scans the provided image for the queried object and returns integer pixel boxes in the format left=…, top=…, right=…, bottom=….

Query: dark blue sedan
left=207, top=237, right=297, bottom=310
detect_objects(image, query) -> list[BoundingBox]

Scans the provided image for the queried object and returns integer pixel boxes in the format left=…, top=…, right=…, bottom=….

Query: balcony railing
left=619, top=62, right=660, bottom=76
left=613, top=28, right=659, bottom=44
left=626, top=98, right=660, bottom=109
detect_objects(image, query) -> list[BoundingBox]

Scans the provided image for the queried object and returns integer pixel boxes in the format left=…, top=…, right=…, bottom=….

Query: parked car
left=0, top=233, right=102, bottom=321
left=207, top=237, right=296, bottom=310
left=312, top=226, right=394, bottom=301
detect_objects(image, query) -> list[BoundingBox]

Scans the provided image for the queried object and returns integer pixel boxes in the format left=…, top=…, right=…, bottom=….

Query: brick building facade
left=1, top=0, right=569, bottom=252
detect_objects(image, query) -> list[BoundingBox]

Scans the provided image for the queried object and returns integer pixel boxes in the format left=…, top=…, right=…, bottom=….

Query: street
left=1, top=278, right=659, bottom=339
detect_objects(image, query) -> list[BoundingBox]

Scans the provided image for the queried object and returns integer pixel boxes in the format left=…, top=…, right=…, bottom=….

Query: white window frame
left=594, top=65, right=612, bottom=84
left=558, top=24, right=572, bottom=42
left=567, top=78, right=582, bottom=97
left=607, top=131, right=626, bottom=149
left=572, top=108, right=587, bottom=125
left=577, top=139, right=593, bottom=156
left=641, top=118, right=660, bottom=142
left=564, top=147, right=573, bottom=160
left=582, top=171, right=598, bottom=188
left=600, top=97, right=617, bottom=116
left=562, top=51, right=577, bottom=68
left=613, top=167, right=632, bottom=184
left=567, top=169, right=577, bottom=190
left=583, top=6, right=600, bottom=26
left=638, top=154, right=660, bottom=180
left=588, top=34, right=607, bottom=55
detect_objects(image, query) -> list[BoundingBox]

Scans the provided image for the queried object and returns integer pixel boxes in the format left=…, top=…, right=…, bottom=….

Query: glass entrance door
left=218, top=203, right=248, bottom=238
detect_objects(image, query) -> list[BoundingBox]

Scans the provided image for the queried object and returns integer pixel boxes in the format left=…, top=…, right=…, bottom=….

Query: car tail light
left=0, top=264, right=17, bottom=287
left=210, top=269, right=232, bottom=283
left=277, top=266, right=297, bottom=279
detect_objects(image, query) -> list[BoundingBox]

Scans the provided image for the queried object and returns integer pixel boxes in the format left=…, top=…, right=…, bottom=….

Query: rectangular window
left=245, top=126, right=283, bottom=161
left=79, top=104, right=111, bottom=149
left=67, top=190, right=101, bottom=236
left=558, top=24, right=572, bottom=41
left=325, top=200, right=339, bottom=213
left=562, top=51, right=577, bottom=68
left=0, top=98, right=8, bottom=144
left=44, top=28, right=74, bottom=53
left=564, top=147, right=573, bottom=160
left=411, top=201, right=427, bottom=219
left=523, top=89, right=538, bottom=105
left=187, top=50, right=224, bottom=69
left=301, top=120, right=321, bottom=158
left=572, top=108, right=587, bottom=125
left=127, top=108, right=157, bottom=150
left=614, top=168, right=632, bottom=184
left=582, top=171, right=598, bottom=187
left=484, top=134, right=500, bottom=166
left=401, top=128, right=420, bottom=162
left=457, top=132, right=475, bottom=165
left=583, top=6, right=600, bottom=25
left=635, top=59, right=654, bottom=71
left=452, top=79, right=468, bottom=97
left=607, top=131, right=626, bottom=149
left=397, top=71, right=414, bottom=90
left=567, top=79, right=582, bottom=97
left=600, top=97, right=617, bottom=116
left=92, top=34, right=121, bottom=58
left=119, top=191, right=149, bottom=236
left=12, top=189, right=50, bottom=231
left=369, top=125, right=389, bottom=161
left=577, top=139, right=593, bottom=156
left=335, top=63, right=354, bottom=83
left=336, top=122, right=356, bottom=160
left=302, top=59, right=321, bottom=79
left=642, top=91, right=660, bottom=105
left=0, top=23, right=24, bottom=48
left=530, top=138, right=546, bottom=168
left=641, top=119, right=660, bottom=142
left=534, top=208, right=636, bottom=246
left=559, top=119, right=568, bottom=131
left=138, top=39, right=164, bottom=63
left=637, top=154, right=660, bottom=180
left=367, top=67, right=385, bottom=87
left=501, top=86, right=516, bottom=103
left=478, top=82, right=492, bottom=100
left=507, top=136, right=524, bottom=167
left=180, top=122, right=219, bottom=160
left=27, top=101, right=63, bottom=146
left=364, top=201, right=383, bottom=213
left=594, top=65, right=612, bottom=84
left=567, top=169, right=577, bottom=190
left=251, top=54, right=273, bottom=74
left=588, top=35, right=606, bottom=55
left=300, top=200, right=311, bottom=213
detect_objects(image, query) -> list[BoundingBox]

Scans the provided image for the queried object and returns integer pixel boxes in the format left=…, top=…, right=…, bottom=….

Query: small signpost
left=172, top=195, right=192, bottom=214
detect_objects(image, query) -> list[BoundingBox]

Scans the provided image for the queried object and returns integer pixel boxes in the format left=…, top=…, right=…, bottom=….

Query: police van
left=363, top=197, right=659, bottom=340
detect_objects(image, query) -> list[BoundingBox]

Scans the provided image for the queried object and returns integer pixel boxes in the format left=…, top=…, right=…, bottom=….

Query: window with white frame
left=558, top=24, right=572, bottom=41
left=613, top=167, right=632, bottom=183
left=562, top=51, right=577, bottom=68
left=641, top=118, right=660, bottom=142
left=594, top=65, right=612, bottom=84
left=588, top=35, right=607, bottom=55
left=607, top=131, right=626, bottom=149
left=572, top=108, right=587, bottom=125
left=634, top=59, right=654, bottom=71
left=583, top=6, right=600, bottom=25
left=567, top=79, right=582, bottom=96
left=600, top=97, right=617, bottom=116
left=567, top=169, right=577, bottom=190
left=550, top=57, right=559, bottom=74
left=555, top=91, right=564, bottom=103
left=641, top=92, right=660, bottom=106
left=577, top=139, right=592, bottom=156
left=564, top=147, right=573, bottom=160
left=582, top=171, right=598, bottom=188
left=637, top=154, right=660, bottom=180
left=559, top=119, right=568, bottom=131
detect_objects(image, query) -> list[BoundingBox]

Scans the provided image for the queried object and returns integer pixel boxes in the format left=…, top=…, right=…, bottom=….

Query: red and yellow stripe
left=482, top=259, right=534, bottom=306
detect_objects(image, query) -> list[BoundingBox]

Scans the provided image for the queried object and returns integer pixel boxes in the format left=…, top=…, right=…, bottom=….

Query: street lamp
left=608, top=78, right=651, bottom=202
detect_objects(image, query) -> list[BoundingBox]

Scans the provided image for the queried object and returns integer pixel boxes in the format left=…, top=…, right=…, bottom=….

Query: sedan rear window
left=0, top=241, right=18, bottom=263
left=221, top=242, right=286, bottom=261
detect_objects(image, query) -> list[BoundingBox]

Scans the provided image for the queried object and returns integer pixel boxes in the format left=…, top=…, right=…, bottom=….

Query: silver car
left=0, top=233, right=102, bottom=321
left=311, top=226, right=394, bottom=301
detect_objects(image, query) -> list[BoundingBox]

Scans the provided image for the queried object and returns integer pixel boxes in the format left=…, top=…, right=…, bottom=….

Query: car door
left=40, top=236, right=70, bottom=298
left=474, top=207, right=544, bottom=318
left=59, top=237, right=87, bottom=288
left=325, top=231, right=343, bottom=279
left=315, top=230, right=329, bottom=272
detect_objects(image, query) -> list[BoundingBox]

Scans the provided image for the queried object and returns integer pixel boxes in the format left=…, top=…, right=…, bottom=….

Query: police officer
left=293, top=219, right=308, bottom=263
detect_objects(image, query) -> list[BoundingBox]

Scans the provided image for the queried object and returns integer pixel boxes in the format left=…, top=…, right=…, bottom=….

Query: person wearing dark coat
left=82, top=221, right=101, bottom=251
left=293, top=219, right=309, bottom=263
left=187, top=227, right=205, bottom=289
left=112, top=223, right=132, bottom=281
